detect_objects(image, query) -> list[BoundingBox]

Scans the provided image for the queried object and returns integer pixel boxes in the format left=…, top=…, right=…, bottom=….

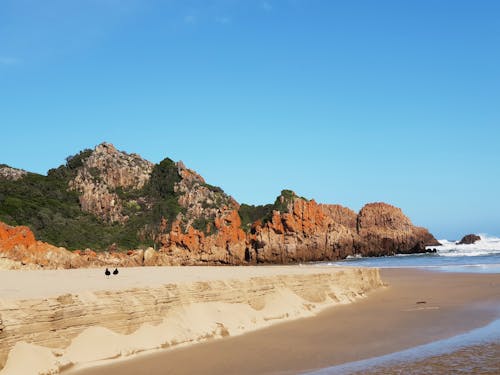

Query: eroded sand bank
left=0, top=266, right=382, bottom=374
left=69, top=269, right=500, bottom=375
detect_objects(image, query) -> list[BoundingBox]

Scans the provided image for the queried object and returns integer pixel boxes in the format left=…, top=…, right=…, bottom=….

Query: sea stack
left=457, top=234, right=481, bottom=245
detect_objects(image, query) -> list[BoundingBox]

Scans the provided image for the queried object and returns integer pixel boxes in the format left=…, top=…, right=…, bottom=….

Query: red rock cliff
left=0, top=222, right=74, bottom=268
left=356, top=202, right=440, bottom=256
left=246, top=199, right=359, bottom=263
left=0, top=196, right=440, bottom=268
left=243, top=198, right=439, bottom=264
left=0, top=222, right=150, bottom=269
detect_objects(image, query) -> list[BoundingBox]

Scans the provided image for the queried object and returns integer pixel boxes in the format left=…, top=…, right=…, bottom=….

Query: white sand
left=0, top=265, right=353, bottom=300
left=0, top=266, right=382, bottom=375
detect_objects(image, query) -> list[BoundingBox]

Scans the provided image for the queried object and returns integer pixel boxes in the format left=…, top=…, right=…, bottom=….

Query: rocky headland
left=0, top=142, right=440, bottom=269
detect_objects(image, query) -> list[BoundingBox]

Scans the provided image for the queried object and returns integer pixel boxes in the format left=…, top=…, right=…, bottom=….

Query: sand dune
left=0, top=266, right=382, bottom=374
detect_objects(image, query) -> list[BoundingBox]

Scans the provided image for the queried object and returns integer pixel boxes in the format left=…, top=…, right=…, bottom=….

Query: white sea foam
left=429, top=235, right=500, bottom=257
left=345, top=254, right=362, bottom=259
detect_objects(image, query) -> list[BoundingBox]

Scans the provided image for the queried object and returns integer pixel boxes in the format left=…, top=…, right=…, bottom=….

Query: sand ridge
left=0, top=266, right=383, bottom=374
left=76, top=269, right=499, bottom=375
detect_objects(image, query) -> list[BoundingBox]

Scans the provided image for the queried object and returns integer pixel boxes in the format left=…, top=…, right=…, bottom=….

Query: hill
left=0, top=142, right=440, bottom=266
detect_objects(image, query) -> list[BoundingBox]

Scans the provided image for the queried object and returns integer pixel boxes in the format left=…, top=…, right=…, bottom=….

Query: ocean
left=325, top=235, right=500, bottom=274
left=312, top=235, right=500, bottom=374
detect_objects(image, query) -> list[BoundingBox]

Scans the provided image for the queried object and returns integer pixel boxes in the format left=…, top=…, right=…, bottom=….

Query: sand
left=0, top=265, right=371, bottom=300
left=66, top=269, right=500, bottom=375
left=0, top=266, right=383, bottom=374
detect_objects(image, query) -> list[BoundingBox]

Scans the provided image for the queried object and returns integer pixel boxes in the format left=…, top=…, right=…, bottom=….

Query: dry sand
left=67, top=269, right=500, bottom=375
left=0, top=265, right=382, bottom=374
left=0, top=265, right=358, bottom=300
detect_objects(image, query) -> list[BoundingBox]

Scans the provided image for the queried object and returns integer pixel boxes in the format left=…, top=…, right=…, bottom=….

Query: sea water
left=307, top=318, right=500, bottom=374
left=322, top=235, right=500, bottom=274
left=311, top=235, right=500, bottom=374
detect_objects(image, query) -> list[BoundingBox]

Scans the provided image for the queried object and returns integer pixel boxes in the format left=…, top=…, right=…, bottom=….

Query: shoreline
left=310, top=316, right=500, bottom=374
left=66, top=269, right=500, bottom=375
left=0, top=266, right=382, bottom=374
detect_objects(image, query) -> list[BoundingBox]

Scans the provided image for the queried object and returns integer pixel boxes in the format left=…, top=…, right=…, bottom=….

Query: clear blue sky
left=1, top=0, right=499, bottom=240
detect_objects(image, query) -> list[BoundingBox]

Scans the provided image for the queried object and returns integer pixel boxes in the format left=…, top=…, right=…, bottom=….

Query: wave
left=428, top=234, right=500, bottom=257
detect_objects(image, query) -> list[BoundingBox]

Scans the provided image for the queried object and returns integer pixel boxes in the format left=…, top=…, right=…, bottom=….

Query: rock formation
left=0, top=221, right=74, bottom=269
left=457, top=234, right=481, bottom=245
left=357, top=202, right=441, bottom=256
left=0, top=142, right=441, bottom=268
left=0, top=166, right=26, bottom=181
left=0, top=221, right=147, bottom=269
left=161, top=209, right=247, bottom=265
left=68, top=143, right=154, bottom=223
left=245, top=197, right=439, bottom=264
left=248, top=199, right=356, bottom=263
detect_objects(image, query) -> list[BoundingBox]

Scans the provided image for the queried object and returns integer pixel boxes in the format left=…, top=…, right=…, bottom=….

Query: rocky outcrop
left=68, top=143, right=154, bottom=223
left=356, top=202, right=441, bottom=256
left=175, top=161, right=239, bottom=230
left=0, top=222, right=149, bottom=269
left=457, top=234, right=481, bottom=245
left=248, top=199, right=360, bottom=263
left=160, top=209, right=247, bottom=265
left=0, top=166, right=26, bottom=181
left=1, top=142, right=440, bottom=267
left=243, top=199, right=439, bottom=264
left=0, top=196, right=440, bottom=268
left=0, top=222, right=75, bottom=269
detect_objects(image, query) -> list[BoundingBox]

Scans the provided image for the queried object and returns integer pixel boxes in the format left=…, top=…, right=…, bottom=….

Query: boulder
left=457, top=234, right=481, bottom=245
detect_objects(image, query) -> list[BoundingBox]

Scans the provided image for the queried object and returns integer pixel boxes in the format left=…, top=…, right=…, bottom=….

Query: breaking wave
left=322, top=234, right=500, bottom=273
left=430, top=235, right=500, bottom=257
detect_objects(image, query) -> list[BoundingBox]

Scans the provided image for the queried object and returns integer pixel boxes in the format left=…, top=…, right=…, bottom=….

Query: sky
left=0, top=0, right=499, bottom=240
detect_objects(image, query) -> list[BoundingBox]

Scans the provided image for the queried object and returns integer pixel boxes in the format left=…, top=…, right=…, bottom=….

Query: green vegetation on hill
left=0, top=155, right=185, bottom=251
left=131, top=157, right=184, bottom=240
left=191, top=216, right=216, bottom=234
left=0, top=171, right=133, bottom=250
left=0, top=146, right=308, bottom=251
left=47, top=149, right=93, bottom=180
left=272, top=189, right=299, bottom=213
left=238, top=203, right=274, bottom=231
left=238, top=189, right=302, bottom=232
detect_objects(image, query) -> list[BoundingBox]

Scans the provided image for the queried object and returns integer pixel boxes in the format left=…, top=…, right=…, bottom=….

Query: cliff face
left=68, top=143, right=154, bottom=223
left=161, top=209, right=247, bottom=265
left=174, top=162, right=241, bottom=236
left=357, top=203, right=441, bottom=256
left=0, top=222, right=75, bottom=269
left=248, top=199, right=358, bottom=263
left=244, top=198, right=438, bottom=264
left=0, top=142, right=440, bottom=268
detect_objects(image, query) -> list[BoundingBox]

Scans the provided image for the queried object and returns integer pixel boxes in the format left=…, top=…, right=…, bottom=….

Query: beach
left=0, top=265, right=382, bottom=374
left=67, top=269, right=500, bottom=375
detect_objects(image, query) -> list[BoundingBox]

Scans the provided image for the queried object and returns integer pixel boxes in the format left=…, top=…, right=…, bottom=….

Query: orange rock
left=247, top=197, right=439, bottom=264
left=0, top=197, right=439, bottom=268
left=0, top=222, right=36, bottom=249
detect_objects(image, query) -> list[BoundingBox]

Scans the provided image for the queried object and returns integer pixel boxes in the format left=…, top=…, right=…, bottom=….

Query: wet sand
left=68, top=269, right=500, bottom=375
left=345, top=339, right=500, bottom=374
